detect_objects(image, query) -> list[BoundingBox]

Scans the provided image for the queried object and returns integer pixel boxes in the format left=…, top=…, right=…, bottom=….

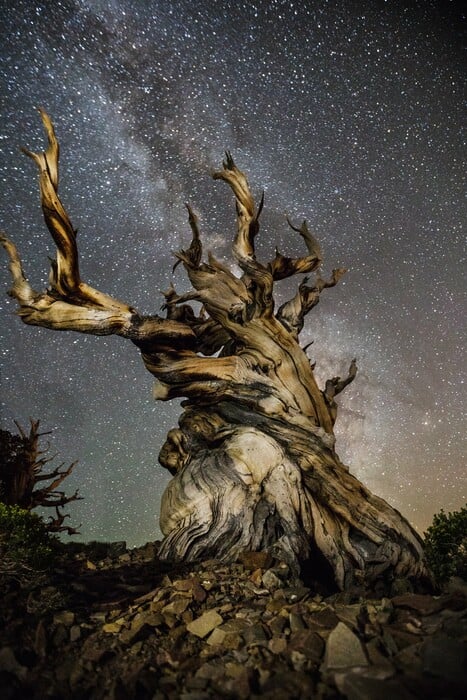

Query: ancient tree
left=0, top=419, right=81, bottom=534
left=1, top=111, right=430, bottom=591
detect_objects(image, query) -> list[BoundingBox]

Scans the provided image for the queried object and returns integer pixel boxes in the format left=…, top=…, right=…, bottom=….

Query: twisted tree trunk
left=1, top=111, right=430, bottom=592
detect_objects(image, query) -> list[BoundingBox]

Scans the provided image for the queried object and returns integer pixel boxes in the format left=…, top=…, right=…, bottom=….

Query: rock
left=439, top=590, right=467, bottom=612
left=70, top=625, right=81, bottom=642
left=33, top=620, right=47, bottom=659
left=206, top=627, right=226, bottom=646
left=89, top=611, right=107, bottom=623
left=421, top=635, right=467, bottom=687
left=192, top=579, right=208, bottom=603
left=283, top=586, right=310, bottom=603
left=119, top=615, right=155, bottom=645
left=335, top=670, right=417, bottom=700
left=308, top=605, right=340, bottom=630
left=53, top=624, right=68, bottom=647
left=187, top=610, right=223, bottom=638
left=289, top=649, right=308, bottom=671
left=322, top=622, right=368, bottom=671
left=289, top=612, right=306, bottom=631
left=169, top=624, right=187, bottom=643
left=375, top=598, right=394, bottom=625
left=243, top=623, right=269, bottom=646
left=381, top=629, right=399, bottom=656
left=268, top=637, right=287, bottom=654
left=103, top=621, right=123, bottom=634
left=173, top=576, right=208, bottom=603
left=1, top=542, right=465, bottom=699
left=219, top=618, right=251, bottom=633
left=53, top=610, right=75, bottom=626
left=262, top=570, right=283, bottom=591
left=162, top=597, right=190, bottom=616
left=394, top=641, right=423, bottom=674
left=249, top=568, right=264, bottom=586
left=173, top=578, right=194, bottom=592
left=260, top=669, right=314, bottom=698
left=195, top=661, right=225, bottom=681
left=405, top=620, right=423, bottom=635
left=238, top=551, right=273, bottom=570
left=442, top=611, right=467, bottom=640
left=386, top=626, right=422, bottom=650
left=445, top=576, right=467, bottom=596
left=391, top=593, right=441, bottom=616
left=108, top=541, right=128, bottom=557
left=80, top=633, right=115, bottom=663
left=267, top=615, right=287, bottom=635
left=221, top=662, right=254, bottom=698
left=0, top=647, right=27, bottom=680
left=221, top=632, right=243, bottom=650
left=288, top=629, right=325, bottom=663
left=365, top=637, right=396, bottom=675
left=335, top=603, right=363, bottom=630
left=179, top=691, right=211, bottom=700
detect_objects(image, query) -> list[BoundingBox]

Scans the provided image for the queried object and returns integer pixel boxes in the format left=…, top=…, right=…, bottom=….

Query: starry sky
left=0, top=0, right=465, bottom=547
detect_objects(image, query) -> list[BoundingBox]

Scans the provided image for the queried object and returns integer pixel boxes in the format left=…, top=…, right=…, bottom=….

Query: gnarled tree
left=1, top=111, right=430, bottom=591
left=0, top=418, right=81, bottom=534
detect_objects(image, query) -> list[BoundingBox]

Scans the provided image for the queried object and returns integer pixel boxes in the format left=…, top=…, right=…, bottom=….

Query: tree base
left=158, top=423, right=432, bottom=594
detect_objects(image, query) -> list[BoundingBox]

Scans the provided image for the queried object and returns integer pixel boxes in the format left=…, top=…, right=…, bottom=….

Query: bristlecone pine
left=1, top=111, right=430, bottom=592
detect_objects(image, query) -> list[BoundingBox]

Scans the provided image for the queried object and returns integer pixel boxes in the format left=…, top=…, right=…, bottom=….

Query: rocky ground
left=0, top=542, right=466, bottom=699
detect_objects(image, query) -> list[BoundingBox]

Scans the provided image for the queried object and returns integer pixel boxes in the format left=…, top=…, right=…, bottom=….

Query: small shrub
left=0, top=503, right=59, bottom=570
left=424, top=506, right=467, bottom=584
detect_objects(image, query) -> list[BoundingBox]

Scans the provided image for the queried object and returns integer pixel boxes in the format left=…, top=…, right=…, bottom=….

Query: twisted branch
left=277, top=268, right=347, bottom=338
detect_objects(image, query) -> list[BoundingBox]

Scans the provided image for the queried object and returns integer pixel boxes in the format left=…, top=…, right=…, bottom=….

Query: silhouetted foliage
left=424, top=506, right=467, bottom=584
left=0, top=420, right=81, bottom=534
left=0, top=503, right=59, bottom=567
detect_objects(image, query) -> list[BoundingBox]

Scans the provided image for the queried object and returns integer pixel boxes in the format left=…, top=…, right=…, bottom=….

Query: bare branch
left=161, top=284, right=230, bottom=356
left=331, top=358, right=358, bottom=396
left=286, top=217, right=322, bottom=260
left=32, top=487, right=82, bottom=509
left=213, top=151, right=261, bottom=261
left=277, top=268, right=347, bottom=338
left=2, top=236, right=196, bottom=351
left=37, top=460, right=78, bottom=495
left=323, top=359, right=358, bottom=425
left=13, top=418, right=33, bottom=441
left=173, top=203, right=203, bottom=272
left=142, top=350, right=244, bottom=401
left=2, top=112, right=200, bottom=351
left=177, top=253, right=251, bottom=327
left=213, top=153, right=273, bottom=318
left=47, top=506, right=81, bottom=535
left=268, top=218, right=322, bottom=280
left=21, top=108, right=79, bottom=295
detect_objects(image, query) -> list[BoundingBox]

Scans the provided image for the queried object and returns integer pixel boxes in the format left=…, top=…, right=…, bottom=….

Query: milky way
left=0, top=0, right=464, bottom=546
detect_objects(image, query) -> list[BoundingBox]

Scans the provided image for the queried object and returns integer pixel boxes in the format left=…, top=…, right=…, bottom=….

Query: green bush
left=424, top=506, right=467, bottom=584
left=0, top=503, right=59, bottom=570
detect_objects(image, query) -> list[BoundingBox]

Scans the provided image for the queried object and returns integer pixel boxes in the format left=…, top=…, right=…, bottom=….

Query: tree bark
left=1, top=112, right=431, bottom=592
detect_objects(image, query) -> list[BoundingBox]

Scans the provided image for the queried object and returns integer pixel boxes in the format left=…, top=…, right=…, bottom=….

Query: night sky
left=0, top=0, right=464, bottom=547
